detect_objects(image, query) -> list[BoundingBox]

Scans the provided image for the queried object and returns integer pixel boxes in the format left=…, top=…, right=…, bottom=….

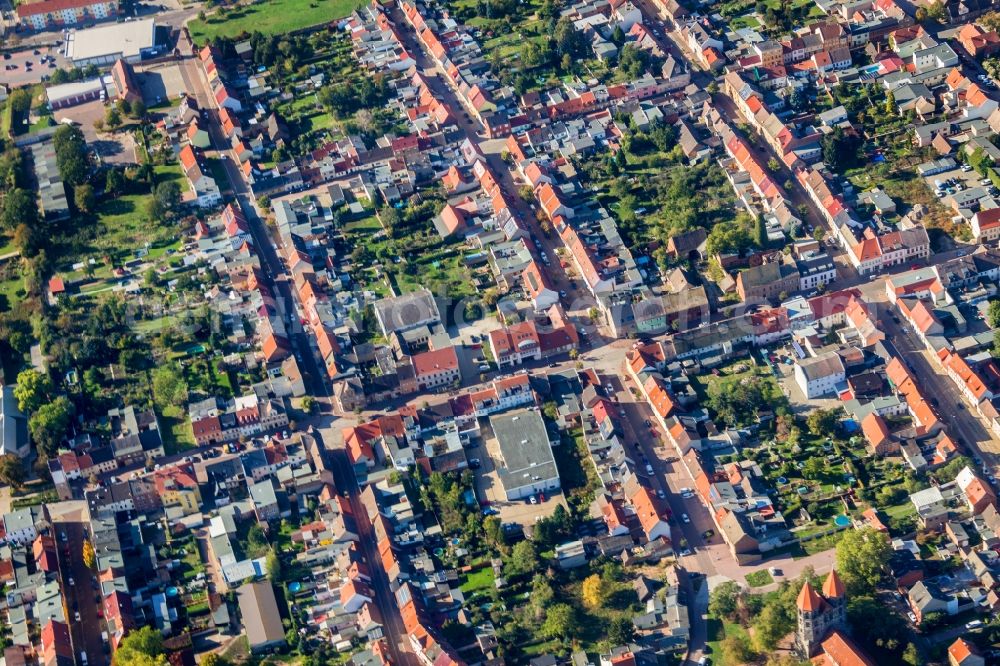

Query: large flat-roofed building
left=65, top=18, right=158, bottom=66
left=236, top=581, right=285, bottom=652
left=489, top=407, right=560, bottom=501
left=372, top=288, right=441, bottom=336
left=16, top=0, right=117, bottom=31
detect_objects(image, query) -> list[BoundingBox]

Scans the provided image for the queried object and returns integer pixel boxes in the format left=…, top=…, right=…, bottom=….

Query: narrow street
left=319, top=429, right=419, bottom=666
left=180, top=46, right=418, bottom=664
left=880, top=309, right=1000, bottom=466
left=58, top=520, right=107, bottom=666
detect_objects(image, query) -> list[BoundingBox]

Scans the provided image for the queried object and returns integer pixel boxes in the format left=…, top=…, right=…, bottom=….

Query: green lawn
left=159, top=405, right=196, bottom=453
left=188, top=0, right=364, bottom=41
left=459, top=566, right=495, bottom=594
left=745, top=570, right=774, bottom=587
left=706, top=616, right=753, bottom=665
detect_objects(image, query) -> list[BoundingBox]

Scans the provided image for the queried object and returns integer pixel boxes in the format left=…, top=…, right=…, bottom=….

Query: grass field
left=706, top=616, right=753, bottom=665
left=745, top=570, right=773, bottom=588
left=188, top=0, right=363, bottom=41
left=459, top=566, right=495, bottom=594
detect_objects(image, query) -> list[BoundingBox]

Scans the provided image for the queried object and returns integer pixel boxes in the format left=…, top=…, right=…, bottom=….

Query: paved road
left=319, top=430, right=418, bottom=666
left=879, top=303, right=1000, bottom=468
left=58, top=520, right=107, bottom=666
left=179, top=51, right=330, bottom=399
left=183, top=47, right=417, bottom=665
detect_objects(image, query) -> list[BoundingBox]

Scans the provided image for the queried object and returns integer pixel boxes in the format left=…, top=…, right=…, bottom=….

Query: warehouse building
left=46, top=78, right=105, bottom=109
left=65, top=18, right=159, bottom=66
left=489, top=407, right=561, bottom=501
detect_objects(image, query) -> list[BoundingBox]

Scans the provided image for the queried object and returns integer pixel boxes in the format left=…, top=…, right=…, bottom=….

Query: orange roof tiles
left=813, top=630, right=875, bottom=666
left=948, top=638, right=979, bottom=665
left=822, top=570, right=846, bottom=598
left=862, top=412, right=892, bottom=449
left=630, top=486, right=666, bottom=538
left=796, top=582, right=826, bottom=612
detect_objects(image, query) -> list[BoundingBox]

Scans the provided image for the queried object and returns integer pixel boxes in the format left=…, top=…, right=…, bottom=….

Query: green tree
left=114, top=626, right=167, bottom=666
left=835, top=527, right=891, bottom=594
left=554, top=18, right=588, bottom=59
left=932, top=455, right=974, bottom=484
left=722, top=635, right=756, bottom=664
left=709, top=581, right=742, bottom=621
left=988, top=299, right=1000, bottom=329
left=106, top=168, right=125, bottom=195
left=505, top=540, right=538, bottom=577
left=265, top=550, right=282, bottom=581
left=530, top=574, right=555, bottom=617
left=806, top=408, right=839, bottom=437
left=0, top=454, right=26, bottom=490
left=902, top=643, right=924, bottom=666
left=767, top=157, right=780, bottom=171
left=802, top=457, right=825, bottom=480
left=607, top=615, right=634, bottom=645
left=14, top=369, right=53, bottom=412
left=483, top=515, right=504, bottom=550
left=154, top=180, right=181, bottom=215
left=1, top=188, right=38, bottom=232
left=541, top=603, right=576, bottom=640
left=105, top=106, right=122, bottom=128
left=752, top=602, right=792, bottom=651
left=151, top=364, right=188, bottom=409
left=52, top=124, right=89, bottom=186
left=821, top=127, right=863, bottom=172
left=29, top=396, right=74, bottom=456
left=74, top=183, right=95, bottom=214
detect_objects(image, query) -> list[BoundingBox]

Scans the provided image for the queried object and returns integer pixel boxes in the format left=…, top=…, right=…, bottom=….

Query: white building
left=489, top=408, right=560, bottom=501
left=65, top=19, right=158, bottom=66
left=793, top=352, right=846, bottom=399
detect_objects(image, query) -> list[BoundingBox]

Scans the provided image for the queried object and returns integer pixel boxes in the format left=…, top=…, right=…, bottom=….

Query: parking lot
left=2, top=44, right=72, bottom=86
left=924, top=164, right=995, bottom=208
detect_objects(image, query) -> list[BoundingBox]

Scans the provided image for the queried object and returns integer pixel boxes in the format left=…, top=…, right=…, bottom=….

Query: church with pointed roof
left=795, top=570, right=848, bottom=657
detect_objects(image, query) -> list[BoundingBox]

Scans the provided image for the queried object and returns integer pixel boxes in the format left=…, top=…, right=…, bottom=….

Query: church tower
left=795, top=570, right=848, bottom=658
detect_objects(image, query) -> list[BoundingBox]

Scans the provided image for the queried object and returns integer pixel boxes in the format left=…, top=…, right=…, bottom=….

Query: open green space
left=706, top=616, right=753, bottom=665
left=458, top=566, right=495, bottom=594
left=745, top=570, right=773, bottom=587
left=188, top=0, right=363, bottom=41
left=160, top=405, right=196, bottom=453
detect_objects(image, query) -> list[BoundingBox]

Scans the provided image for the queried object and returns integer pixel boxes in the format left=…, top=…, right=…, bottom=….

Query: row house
left=190, top=394, right=290, bottom=445
left=487, top=304, right=580, bottom=368
left=16, top=0, right=116, bottom=29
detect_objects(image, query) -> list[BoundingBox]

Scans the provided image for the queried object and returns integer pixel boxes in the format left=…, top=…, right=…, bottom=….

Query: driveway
left=55, top=102, right=139, bottom=165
